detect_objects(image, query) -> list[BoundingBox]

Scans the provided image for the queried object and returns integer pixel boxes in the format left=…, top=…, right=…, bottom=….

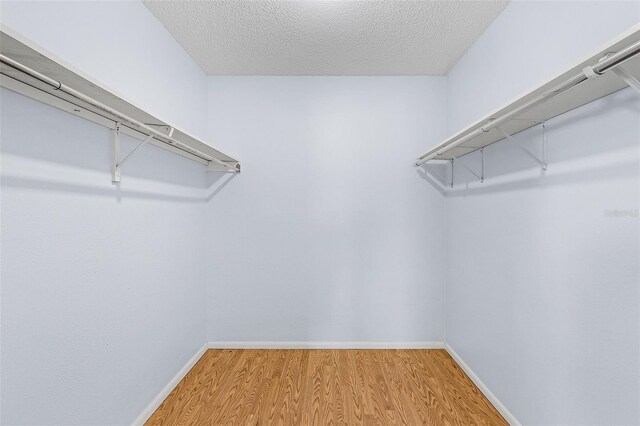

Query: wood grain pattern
left=145, top=349, right=507, bottom=425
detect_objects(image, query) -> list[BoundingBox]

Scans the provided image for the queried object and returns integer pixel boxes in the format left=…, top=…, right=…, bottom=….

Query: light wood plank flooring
left=146, top=349, right=507, bottom=425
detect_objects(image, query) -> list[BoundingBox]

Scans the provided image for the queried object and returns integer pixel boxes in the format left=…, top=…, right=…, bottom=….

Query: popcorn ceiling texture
left=142, top=0, right=509, bottom=76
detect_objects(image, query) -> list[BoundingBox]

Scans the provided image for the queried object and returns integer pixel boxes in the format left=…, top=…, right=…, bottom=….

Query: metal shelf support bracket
left=112, top=122, right=157, bottom=183
left=542, top=123, right=548, bottom=171
left=422, top=162, right=449, bottom=188
left=453, top=151, right=484, bottom=183
left=496, top=124, right=548, bottom=172
left=450, top=159, right=454, bottom=188
left=481, top=148, right=485, bottom=183
left=611, top=65, right=640, bottom=96
left=118, top=134, right=155, bottom=169
left=112, top=122, right=121, bottom=183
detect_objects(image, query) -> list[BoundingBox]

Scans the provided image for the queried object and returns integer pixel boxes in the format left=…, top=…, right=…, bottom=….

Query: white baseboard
left=207, top=341, right=445, bottom=349
left=131, top=344, right=208, bottom=426
left=445, top=343, right=521, bottom=426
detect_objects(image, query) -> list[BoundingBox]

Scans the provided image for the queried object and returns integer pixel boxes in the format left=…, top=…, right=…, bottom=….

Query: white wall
left=445, top=1, right=640, bottom=425
left=204, top=77, right=447, bottom=343
left=2, top=0, right=639, bottom=424
left=0, top=1, right=211, bottom=424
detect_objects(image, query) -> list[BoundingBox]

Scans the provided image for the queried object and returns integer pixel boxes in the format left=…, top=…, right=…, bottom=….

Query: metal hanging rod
left=415, top=37, right=640, bottom=166
left=0, top=53, right=237, bottom=172
left=591, top=38, right=640, bottom=74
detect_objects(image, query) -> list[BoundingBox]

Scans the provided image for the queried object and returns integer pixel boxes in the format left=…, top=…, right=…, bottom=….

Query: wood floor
left=146, top=349, right=507, bottom=425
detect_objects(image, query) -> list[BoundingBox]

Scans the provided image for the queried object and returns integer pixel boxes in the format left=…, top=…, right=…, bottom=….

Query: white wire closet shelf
left=0, top=25, right=241, bottom=181
left=415, top=23, right=640, bottom=166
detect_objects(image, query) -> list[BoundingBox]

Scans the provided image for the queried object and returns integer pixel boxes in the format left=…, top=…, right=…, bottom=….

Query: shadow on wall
left=0, top=88, right=235, bottom=202
left=204, top=173, right=237, bottom=202
left=416, top=167, right=448, bottom=197
left=0, top=175, right=234, bottom=204
left=416, top=88, right=640, bottom=197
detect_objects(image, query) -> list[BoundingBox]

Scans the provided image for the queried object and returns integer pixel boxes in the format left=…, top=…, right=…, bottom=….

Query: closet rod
left=415, top=38, right=640, bottom=165
left=0, top=53, right=236, bottom=172
left=593, top=38, right=640, bottom=74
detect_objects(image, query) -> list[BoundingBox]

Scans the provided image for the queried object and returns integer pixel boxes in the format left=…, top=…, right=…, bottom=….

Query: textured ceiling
left=143, top=0, right=509, bottom=76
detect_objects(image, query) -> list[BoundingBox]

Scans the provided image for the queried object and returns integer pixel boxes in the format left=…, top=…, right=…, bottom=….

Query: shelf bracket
left=611, top=65, right=640, bottom=96
left=450, top=159, right=454, bottom=188
left=111, top=122, right=156, bottom=182
left=481, top=148, right=485, bottom=183
left=422, top=162, right=449, bottom=188
left=496, top=124, right=548, bottom=172
left=453, top=150, right=484, bottom=183
left=112, top=122, right=121, bottom=183
left=117, top=134, right=154, bottom=169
